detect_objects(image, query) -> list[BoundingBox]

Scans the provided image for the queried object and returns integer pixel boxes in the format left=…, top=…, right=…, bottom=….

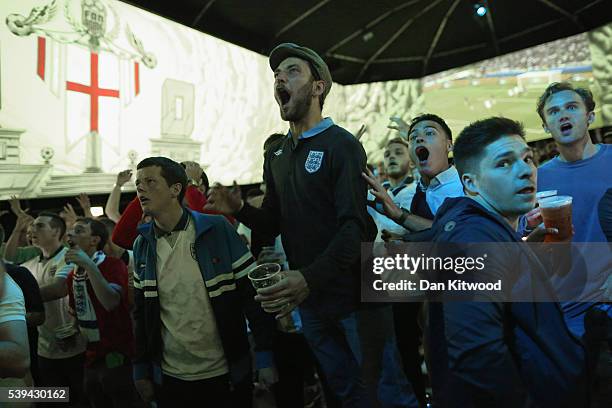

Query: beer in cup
left=538, top=195, right=573, bottom=242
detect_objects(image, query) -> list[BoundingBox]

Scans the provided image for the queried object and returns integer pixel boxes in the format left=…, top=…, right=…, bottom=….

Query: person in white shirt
left=0, top=259, right=30, bottom=379
left=368, top=137, right=417, bottom=242
left=20, top=212, right=87, bottom=405
left=363, top=114, right=465, bottom=406
left=364, top=113, right=464, bottom=235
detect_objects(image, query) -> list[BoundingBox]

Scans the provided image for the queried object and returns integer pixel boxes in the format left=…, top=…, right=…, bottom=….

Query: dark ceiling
left=120, top=0, right=612, bottom=85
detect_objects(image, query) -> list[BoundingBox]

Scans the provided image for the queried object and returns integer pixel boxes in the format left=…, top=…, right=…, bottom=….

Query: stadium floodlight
left=474, top=3, right=487, bottom=17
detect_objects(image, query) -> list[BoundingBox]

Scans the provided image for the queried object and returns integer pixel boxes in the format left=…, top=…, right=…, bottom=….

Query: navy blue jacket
left=132, top=210, right=276, bottom=385
left=427, top=197, right=587, bottom=408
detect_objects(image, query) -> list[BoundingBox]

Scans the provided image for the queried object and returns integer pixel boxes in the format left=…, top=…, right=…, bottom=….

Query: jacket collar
left=435, top=197, right=523, bottom=241
left=137, top=208, right=216, bottom=243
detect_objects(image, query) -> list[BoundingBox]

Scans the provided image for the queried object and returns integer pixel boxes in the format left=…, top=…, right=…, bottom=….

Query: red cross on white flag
left=36, top=37, right=142, bottom=171
left=66, top=52, right=120, bottom=133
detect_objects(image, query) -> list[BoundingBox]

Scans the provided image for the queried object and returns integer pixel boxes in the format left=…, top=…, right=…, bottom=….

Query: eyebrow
left=493, top=146, right=532, bottom=161
left=410, top=126, right=437, bottom=134
left=546, top=100, right=580, bottom=111
left=275, top=64, right=299, bottom=73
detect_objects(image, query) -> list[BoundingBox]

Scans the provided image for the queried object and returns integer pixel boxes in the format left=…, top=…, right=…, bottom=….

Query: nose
left=517, top=158, right=534, bottom=180
left=275, top=71, right=287, bottom=86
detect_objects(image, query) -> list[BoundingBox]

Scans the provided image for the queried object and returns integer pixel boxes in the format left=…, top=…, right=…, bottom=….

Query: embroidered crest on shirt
left=190, top=243, right=197, bottom=260
left=274, top=148, right=283, bottom=156
left=305, top=150, right=324, bottom=173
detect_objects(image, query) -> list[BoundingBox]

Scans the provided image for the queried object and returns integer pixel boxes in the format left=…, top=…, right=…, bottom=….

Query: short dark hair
left=77, top=218, right=108, bottom=251
left=385, top=137, right=410, bottom=150
left=536, top=82, right=595, bottom=122
left=408, top=114, right=453, bottom=141
left=38, top=211, right=66, bottom=239
left=0, top=224, right=5, bottom=244
left=264, top=133, right=286, bottom=153
left=137, top=157, right=187, bottom=203
left=454, top=117, right=526, bottom=177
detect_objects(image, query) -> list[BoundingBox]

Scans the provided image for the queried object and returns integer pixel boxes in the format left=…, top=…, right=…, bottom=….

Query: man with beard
left=207, top=43, right=417, bottom=407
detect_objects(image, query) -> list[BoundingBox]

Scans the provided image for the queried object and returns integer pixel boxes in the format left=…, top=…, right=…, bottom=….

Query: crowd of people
left=0, top=42, right=611, bottom=408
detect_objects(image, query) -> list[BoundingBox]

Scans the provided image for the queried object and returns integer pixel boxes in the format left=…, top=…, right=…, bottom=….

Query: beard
left=279, top=81, right=313, bottom=122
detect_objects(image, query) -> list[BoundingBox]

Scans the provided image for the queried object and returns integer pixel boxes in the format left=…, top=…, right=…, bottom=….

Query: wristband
left=397, top=208, right=410, bottom=225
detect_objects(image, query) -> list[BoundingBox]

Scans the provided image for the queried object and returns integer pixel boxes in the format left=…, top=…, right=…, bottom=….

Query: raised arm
left=105, top=170, right=133, bottom=222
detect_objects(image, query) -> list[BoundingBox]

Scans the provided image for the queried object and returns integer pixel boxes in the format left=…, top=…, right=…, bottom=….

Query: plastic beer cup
left=539, top=195, right=573, bottom=242
left=248, top=263, right=297, bottom=332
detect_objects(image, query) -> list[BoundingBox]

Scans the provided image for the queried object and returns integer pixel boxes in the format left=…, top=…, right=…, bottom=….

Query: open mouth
left=415, top=146, right=430, bottom=162
left=560, top=123, right=573, bottom=134
left=139, top=196, right=150, bottom=206
left=517, top=186, right=535, bottom=195
left=276, top=88, right=291, bottom=107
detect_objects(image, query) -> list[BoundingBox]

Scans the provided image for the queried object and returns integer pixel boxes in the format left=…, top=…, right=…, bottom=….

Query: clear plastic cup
left=248, top=263, right=297, bottom=333
left=539, top=195, right=573, bottom=242
left=536, top=190, right=557, bottom=203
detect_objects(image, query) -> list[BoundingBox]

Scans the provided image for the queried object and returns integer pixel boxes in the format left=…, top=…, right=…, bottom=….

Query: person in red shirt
left=64, top=217, right=138, bottom=407
left=111, top=163, right=234, bottom=250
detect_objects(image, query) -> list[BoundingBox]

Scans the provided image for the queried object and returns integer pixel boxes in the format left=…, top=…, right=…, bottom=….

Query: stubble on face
left=280, top=80, right=313, bottom=122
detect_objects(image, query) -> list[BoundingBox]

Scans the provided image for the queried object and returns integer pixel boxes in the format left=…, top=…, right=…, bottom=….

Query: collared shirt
left=288, top=117, right=335, bottom=141
left=155, top=213, right=229, bottom=380
left=237, top=120, right=376, bottom=318
left=38, top=245, right=65, bottom=262
left=417, top=166, right=464, bottom=215
left=154, top=208, right=189, bottom=239
left=382, top=175, right=415, bottom=196
left=22, top=246, right=87, bottom=359
left=368, top=176, right=417, bottom=241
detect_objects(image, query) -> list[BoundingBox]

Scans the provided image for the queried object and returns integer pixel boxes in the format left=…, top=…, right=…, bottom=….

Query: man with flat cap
left=207, top=43, right=418, bottom=407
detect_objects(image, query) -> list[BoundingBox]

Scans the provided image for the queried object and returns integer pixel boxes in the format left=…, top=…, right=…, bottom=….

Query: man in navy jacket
left=131, top=157, right=277, bottom=407
left=426, top=117, right=587, bottom=407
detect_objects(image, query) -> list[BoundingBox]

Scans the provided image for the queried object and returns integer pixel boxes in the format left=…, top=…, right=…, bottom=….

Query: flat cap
left=269, top=43, right=332, bottom=98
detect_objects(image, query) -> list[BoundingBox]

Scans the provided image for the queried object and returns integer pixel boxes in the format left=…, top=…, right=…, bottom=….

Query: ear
left=170, top=183, right=182, bottom=199
left=461, top=172, right=479, bottom=197
left=312, top=79, right=325, bottom=98
left=587, top=111, right=595, bottom=125
left=447, top=140, right=453, bottom=152
left=91, top=235, right=101, bottom=250
left=542, top=123, right=550, bottom=133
